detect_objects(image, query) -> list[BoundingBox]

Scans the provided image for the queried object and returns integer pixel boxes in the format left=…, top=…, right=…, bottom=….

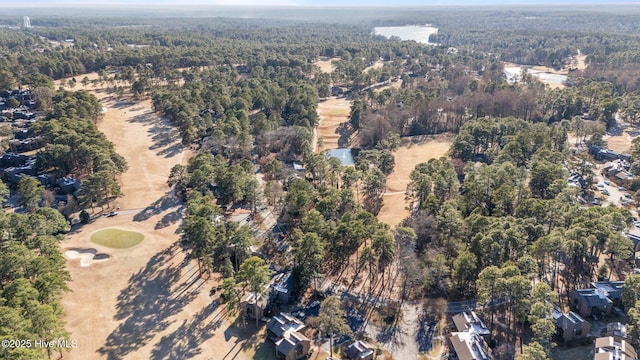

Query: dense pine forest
left=2, top=5, right=640, bottom=360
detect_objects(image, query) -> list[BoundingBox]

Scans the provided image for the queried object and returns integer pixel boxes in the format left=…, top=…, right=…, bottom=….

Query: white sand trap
left=65, top=248, right=111, bottom=267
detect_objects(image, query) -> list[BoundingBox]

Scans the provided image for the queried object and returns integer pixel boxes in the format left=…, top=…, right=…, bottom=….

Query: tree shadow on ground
left=220, top=321, right=265, bottom=360
left=336, top=122, right=355, bottom=148
left=376, top=323, right=402, bottom=344
left=150, top=301, right=226, bottom=360
left=128, top=110, right=184, bottom=158
left=134, top=192, right=181, bottom=222
left=155, top=209, right=183, bottom=230
left=416, top=317, right=436, bottom=353
left=97, top=245, right=202, bottom=360
left=346, top=305, right=366, bottom=333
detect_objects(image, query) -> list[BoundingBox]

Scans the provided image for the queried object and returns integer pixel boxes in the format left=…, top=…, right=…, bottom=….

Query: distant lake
left=374, top=25, right=438, bottom=45
left=504, top=66, right=568, bottom=87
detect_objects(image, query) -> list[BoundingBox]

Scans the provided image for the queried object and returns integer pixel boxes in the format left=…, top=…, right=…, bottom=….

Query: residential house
left=603, top=322, right=628, bottom=339
left=452, top=311, right=490, bottom=341
left=270, top=271, right=295, bottom=305
left=0, top=152, right=29, bottom=167
left=239, top=271, right=295, bottom=322
left=591, top=146, right=632, bottom=162
left=629, top=234, right=640, bottom=254
left=331, top=86, right=346, bottom=96
left=8, top=136, right=45, bottom=153
left=552, top=307, right=591, bottom=344
left=591, top=280, right=624, bottom=304
left=275, top=331, right=310, bottom=360
left=594, top=336, right=637, bottom=360
left=449, top=328, right=492, bottom=360
left=267, top=313, right=310, bottom=360
left=344, top=340, right=375, bottom=360
left=267, top=313, right=305, bottom=341
left=240, top=292, right=267, bottom=321
left=57, top=177, right=81, bottom=194
left=570, top=288, right=613, bottom=318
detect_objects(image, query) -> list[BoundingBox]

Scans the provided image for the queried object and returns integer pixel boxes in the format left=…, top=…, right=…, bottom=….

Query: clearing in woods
left=315, top=97, right=352, bottom=151
left=377, top=135, right=454, bottom=227
left=314, top=56, right=338, bottom=74
left=55, top=74, right=260, bottom=360
left=605, top=131, right=634, bottom=154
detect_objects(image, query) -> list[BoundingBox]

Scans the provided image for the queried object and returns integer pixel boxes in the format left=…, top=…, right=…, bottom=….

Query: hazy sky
left=3, top=0, right=635, bottom=6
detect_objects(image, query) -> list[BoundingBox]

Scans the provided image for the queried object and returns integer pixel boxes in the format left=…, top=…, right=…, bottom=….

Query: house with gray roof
left=570, top=288, right=613, bottom=318
left=275, top=331, right=310, bottom=360
left=266, top=313, right=310, bottom=360
left=552, top=307, right=591, bottom=344
left=452, top=311, right=490, bottom=341
left=344, top=340, right=375, bottom=360
left=449, top=328, right=492, bottom=360
left=267, top=313, right=305, bottom=342
left=591, top=280, right=624, bottom=303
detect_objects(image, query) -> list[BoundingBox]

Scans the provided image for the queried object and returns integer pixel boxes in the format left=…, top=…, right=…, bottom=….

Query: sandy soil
left=315, top=97, right=352, bottom=152
left=605, top=131, right=634, bottom=154
left=314, top=57, right=339, bottom=74
left=377, top=136, right=453, bottom=227
left=56, top=75, right=257, bottom=360
left=65, top=248, right=110, bottom=267
left=573, top=52, right=587, bottom=71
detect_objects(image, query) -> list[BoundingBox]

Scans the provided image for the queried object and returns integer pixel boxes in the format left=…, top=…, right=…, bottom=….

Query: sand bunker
left=65, top=248, right=111, bottom=267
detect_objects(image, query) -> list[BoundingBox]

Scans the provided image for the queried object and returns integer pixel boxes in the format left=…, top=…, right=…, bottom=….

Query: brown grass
left=56, top=74, right=258, bottom=359
left=377, top=135, right=454, bottom=227
left=606, top=131, right=634, bottom=154
left=316, top=97, right=352, bottom=151
left=314, top=57, right=339, bottom=74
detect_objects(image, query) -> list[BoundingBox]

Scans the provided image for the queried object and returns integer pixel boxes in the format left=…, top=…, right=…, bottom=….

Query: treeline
left=152, top=64, right=320, bottom=146
left=348, top=50, right=640, bottom=146
left=397, top=116, right=636, bottom=358
left=0, top=208, right=72, bottom=360
left=28, top=90, right=127, bottom=211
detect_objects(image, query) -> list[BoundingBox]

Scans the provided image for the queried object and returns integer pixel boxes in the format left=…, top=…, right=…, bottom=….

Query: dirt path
left=55, top=75, right=255, bottom=360
left=377, top=136, right=453, bottom=227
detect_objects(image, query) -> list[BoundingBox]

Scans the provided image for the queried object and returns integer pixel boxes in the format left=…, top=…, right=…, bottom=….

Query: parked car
left=601, top=189, right=610, bottom=196
left=619, top=186, right=627, bottom=191
left=107, top=211, right=118, bottom=217
left=604, top=180, right=611, bottom=185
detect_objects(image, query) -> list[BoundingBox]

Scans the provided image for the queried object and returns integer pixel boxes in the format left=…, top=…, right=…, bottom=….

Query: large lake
left=374, top=25, right=438, bottom=45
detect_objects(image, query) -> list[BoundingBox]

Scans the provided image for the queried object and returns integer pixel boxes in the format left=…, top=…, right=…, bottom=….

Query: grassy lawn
left=90, top=228, right=144, bottom=249
left=327, top=107, right=349, bottom=116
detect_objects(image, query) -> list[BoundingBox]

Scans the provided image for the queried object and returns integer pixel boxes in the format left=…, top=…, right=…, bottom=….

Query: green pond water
left=91, top=228, right=144, bottom=249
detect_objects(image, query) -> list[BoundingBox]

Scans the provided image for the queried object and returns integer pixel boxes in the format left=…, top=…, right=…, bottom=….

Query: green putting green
left=91, top=228, right=144, bottom=249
